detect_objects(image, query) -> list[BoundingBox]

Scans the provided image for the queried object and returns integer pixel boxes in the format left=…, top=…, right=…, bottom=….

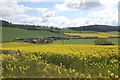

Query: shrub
left=94, top=38, right=114, bottom=45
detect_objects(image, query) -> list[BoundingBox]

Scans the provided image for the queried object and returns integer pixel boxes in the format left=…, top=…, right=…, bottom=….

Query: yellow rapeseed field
left=2, top=42, right=119, bottom=57
left=64, top=32, right=119, bottom=38
left=1, top=42, right=119, bottom=78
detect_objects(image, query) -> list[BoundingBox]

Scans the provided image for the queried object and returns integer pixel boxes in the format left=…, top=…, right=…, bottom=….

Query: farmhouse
left=14, top=37, right=53, bottom=44
left=14, top=36, right=99, bottom=44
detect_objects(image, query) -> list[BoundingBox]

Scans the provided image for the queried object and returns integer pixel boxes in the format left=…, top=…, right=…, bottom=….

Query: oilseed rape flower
left=1, top=42, right=119, bottom=78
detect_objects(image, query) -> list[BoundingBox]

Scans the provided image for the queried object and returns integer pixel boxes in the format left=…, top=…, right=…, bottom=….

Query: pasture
left=2, top=27, right=68, bottom=42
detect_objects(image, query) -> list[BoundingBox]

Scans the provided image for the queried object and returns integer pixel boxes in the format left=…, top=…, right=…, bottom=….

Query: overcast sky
left=0, top=0, right=119, bottom=28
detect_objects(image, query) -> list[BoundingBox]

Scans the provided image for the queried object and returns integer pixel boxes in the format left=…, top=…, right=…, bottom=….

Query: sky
left=0, top=0, right=119, bottom=28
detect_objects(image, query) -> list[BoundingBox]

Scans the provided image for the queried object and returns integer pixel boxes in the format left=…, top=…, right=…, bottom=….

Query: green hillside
left=2, top=27, right=68, bottom=42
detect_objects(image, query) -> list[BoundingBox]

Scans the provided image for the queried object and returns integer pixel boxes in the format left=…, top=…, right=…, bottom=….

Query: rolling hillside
left=2, top=20, right=120, bottom=32
left=1, top=20, right=119, bottom=43
left=2, top=27, right=68, bottom=42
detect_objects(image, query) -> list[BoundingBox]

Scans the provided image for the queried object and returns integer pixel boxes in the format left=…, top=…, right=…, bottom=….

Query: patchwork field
left=1, top=26, right=119, bottom=78
left=1, top=42, right=119, bottom=78
left=64, top=32, right=119, bottom=38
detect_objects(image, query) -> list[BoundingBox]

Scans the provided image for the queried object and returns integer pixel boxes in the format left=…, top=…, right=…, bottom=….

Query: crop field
left=64, top=32, right=119, bottom=38
left=1, top=42, right=119, bottom=78
left=53, top=38, right=119, bottom=45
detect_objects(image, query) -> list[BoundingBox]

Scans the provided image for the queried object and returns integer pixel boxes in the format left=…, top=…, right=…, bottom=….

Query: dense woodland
left=1, top=20, right=120, bottom=32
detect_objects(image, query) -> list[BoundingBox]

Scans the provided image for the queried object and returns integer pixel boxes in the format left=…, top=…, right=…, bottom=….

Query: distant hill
left=1, top=20, right=119, bottom=42
left=1, top=20, right=61, bottom=33
left=1, top=20, right=119, bottom=32
left=69, top=25, right=119, bottom=32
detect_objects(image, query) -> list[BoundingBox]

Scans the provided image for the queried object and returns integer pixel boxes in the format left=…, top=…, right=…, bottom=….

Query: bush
left=94, top=38, right=114, bottom=45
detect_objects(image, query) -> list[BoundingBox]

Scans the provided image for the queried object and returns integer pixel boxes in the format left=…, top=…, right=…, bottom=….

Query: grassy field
left=53, top=38, right=119, bottom=45
left=0, top=27, right=2, bottom=42
left=1, top=42, right=119, bottom=78
left=2, top=27, right=119, bottom=41
left=108, top=31, right=119, bottom=35
left=2, top=27, right=68, bottom=42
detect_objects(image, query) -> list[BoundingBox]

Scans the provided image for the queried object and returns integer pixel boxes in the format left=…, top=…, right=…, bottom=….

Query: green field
left=60, top=29, right=97, bottom=33
left=108, top=31, right=120, bottom=35
left=2, top=27, right=68, bottom=42
left=53, top=38, right=119, bottom=45
left=0, top=27, right=2, bottom=42
left=1, top=27, right=119, bottom=45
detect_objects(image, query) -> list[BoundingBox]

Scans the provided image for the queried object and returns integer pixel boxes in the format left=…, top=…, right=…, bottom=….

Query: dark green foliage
left=69, top=25, right=119, bottom=32
left=94, top=38, right=114, bottom=45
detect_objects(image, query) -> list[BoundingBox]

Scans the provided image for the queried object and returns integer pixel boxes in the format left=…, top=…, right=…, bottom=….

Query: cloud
left=20, top=6, right=118, bottom=27
left=100, top=0, right=119, bottom=7
left=54, top=0, right=103, bottom=11
left=54, top=0, right=119, bottom=11
left=20, top=15, right=89, bottom=28
left=54, top=3, right=75, bottom=11
left=0, top=0, right=32, bottom=18
left=20, top=16, right=70, bottom=27
left=42, top=11, right=56, bottom=17
left=65, top=0, right=102, bottom=10
left=0, top=0, right=65, bottom=2
left=29, top=0, right=64, bottom=2
left=36, top=8, right=48, bottom=13
left=1, top=0, right=119, bottom=27
left=47, top=16, right=70, bottom=27
left=21, top=16, right=43, bottom=24
left=88, top=8, right=118, bottom=25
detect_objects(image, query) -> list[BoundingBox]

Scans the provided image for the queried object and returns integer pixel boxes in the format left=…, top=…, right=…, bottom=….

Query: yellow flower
left=110, top=73, right=114, bottom=76
left=107, top=70, right=110, bottom=73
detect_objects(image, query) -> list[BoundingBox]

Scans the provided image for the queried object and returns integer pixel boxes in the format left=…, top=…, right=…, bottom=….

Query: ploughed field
left=1, top=42, right=119, bottom=78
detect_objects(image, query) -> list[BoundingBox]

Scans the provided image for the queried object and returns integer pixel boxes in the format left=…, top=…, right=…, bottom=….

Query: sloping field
left=2, top=27, right=68, bottom=42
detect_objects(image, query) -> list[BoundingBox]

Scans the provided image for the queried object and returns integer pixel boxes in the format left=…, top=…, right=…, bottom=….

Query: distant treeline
left=1, top=20, right=120, bottom=32
left=1, top=20, right=61, bottom=33
left=1, top=20, right=40, bottom=30
left=69, top=25, right=120, bottom=32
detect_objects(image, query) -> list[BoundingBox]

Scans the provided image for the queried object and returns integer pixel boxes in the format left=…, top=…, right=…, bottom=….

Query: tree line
left=1, top=20, right=119, bottom=32
left=69, top=25, right=120, bottom=32
left=1, top=20, right=61, bottom=33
